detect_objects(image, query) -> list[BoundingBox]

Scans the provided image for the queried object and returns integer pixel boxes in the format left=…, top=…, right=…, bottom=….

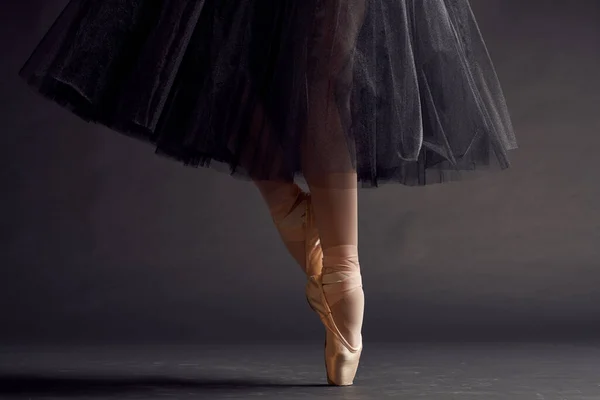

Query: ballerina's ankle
left=321, top=245, right=362, bottom=307
left=266, top=184, right=303, bottom=225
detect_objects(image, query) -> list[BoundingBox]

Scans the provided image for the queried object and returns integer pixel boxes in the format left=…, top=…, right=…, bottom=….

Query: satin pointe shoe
left=274, top=190, right=363, bottom=385
left=306, top=271, right=363, bottom=386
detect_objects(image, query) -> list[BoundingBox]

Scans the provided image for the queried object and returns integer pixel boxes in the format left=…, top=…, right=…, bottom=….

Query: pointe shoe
left=306, top=272, right=363, bottom=386
left=275, top=191, right=363, bottom=385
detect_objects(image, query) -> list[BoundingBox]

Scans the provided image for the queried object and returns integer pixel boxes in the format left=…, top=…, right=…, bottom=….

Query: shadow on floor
left=0, top=373, right=329, bottom=396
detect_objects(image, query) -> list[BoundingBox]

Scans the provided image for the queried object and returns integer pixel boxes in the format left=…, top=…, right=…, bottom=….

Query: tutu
left=19, top=0, right=517, bottom=187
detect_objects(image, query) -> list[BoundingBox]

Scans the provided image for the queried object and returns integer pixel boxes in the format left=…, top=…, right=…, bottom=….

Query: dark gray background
left=1, top=0, right=599, bottom=344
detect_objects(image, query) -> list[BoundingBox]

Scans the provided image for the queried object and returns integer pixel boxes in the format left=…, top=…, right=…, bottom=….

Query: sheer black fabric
left=19, top=0, right=517, bottom=187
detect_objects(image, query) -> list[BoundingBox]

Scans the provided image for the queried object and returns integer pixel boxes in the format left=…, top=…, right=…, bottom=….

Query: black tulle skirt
left=19, top=0, right=517, bottom=187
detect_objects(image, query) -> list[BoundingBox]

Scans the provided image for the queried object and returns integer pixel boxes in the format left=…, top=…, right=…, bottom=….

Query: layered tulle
left=19, top=0, right=517, bottom=187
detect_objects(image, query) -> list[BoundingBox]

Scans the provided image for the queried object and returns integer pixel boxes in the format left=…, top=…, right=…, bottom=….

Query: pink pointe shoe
left=306, top=272, right=363, bottom=386
left=274, top=190, right=362, bottom=386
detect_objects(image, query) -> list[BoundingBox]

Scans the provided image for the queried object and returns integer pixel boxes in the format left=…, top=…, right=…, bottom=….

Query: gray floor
left=1, top=342, right=599, bottom=399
